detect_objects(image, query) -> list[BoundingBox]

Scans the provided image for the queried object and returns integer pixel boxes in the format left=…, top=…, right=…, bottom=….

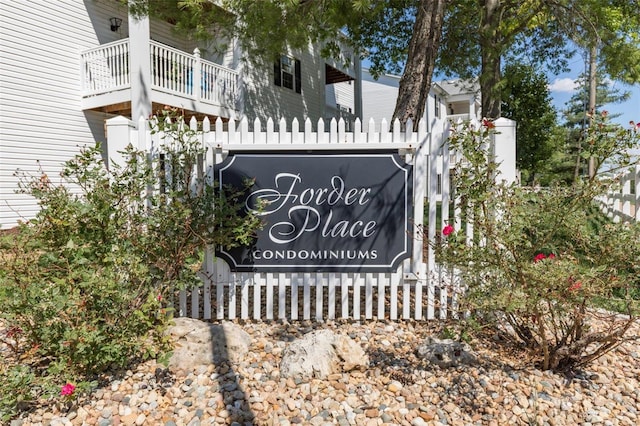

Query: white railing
left=106, top=115, right=517, bottom=321
left=199, top=55, right=238, bottom=106
left=599, top=165, right=640, bottom=223
left=150, top=41, right=195, bottom=95
left=81, top=39, right=238, bottom=108
left=81, top=39, right=130, bottom=96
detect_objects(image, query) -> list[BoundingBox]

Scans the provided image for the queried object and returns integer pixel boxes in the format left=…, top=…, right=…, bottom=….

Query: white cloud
left=548, top=78, right=578, bottom=93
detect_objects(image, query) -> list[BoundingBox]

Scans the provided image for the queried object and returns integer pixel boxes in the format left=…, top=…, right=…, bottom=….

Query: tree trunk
left=479, top=0, right=501, bottom=119
left=587, top=44, right=597, bottom=179
left=392, top=0, right=448, bottom=130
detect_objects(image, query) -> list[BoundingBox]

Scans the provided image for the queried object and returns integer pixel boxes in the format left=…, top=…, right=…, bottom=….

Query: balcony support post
left=193, top=48, right=202, bottom=102
left=128, top=3, right=152, bottom=122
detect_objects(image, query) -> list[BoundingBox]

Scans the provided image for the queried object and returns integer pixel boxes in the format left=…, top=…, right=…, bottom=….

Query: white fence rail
left=106, top=115, right=516, bottom=321
left=599, top=165, right=640, bottom=223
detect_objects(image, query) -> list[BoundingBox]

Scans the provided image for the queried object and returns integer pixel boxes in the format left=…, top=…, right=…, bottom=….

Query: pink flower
left=568, top=281, right=582, bottom=292
left=482, top=118, right=496, bottom=129
left=442, top=224, right=454, bottom=236
left=60, top=383, right=75, bottom=397
left=547, top=253, right=556, bottom=260
left=533, top=253, right=546, bottom=263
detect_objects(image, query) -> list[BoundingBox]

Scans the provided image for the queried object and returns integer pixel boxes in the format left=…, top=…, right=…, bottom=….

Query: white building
left=361, top=69, right=480, bottom=130
left=361, top=69, right=516, bottom=185
left=0, top=0, right=360, bottom=229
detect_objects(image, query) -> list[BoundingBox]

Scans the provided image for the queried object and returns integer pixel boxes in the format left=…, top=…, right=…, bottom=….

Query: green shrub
left=0, top=109, right=261, bottom=420
left=438, top=115, right=640, bottom=372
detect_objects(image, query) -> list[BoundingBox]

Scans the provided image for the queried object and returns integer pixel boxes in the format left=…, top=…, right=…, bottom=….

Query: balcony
left=81, top=39, right=239, bottom=120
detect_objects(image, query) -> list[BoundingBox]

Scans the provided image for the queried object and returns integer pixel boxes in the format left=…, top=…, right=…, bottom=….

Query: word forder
left=245, top=172, right=377, bottom=244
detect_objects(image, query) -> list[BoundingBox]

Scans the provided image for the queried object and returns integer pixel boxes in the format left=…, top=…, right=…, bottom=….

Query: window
left=274, top=55, right=301, bottom=93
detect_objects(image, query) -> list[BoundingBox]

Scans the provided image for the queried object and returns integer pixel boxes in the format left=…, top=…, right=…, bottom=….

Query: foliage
left=129, top=1, right=640, bottom=125
left=0, top=109, right=261, bottom=420
left=437, top=116, right=640, bottom=372
left=500, top=62, right=558, bottom=184
left=438, top=1, right=640, bottom=118
left=553, top=75, right=632, bottom=182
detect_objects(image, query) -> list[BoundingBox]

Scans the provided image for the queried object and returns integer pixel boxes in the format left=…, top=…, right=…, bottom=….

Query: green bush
left=0, top=109, right=261, bottom=420
left=438, top=115, right=640, bottom=372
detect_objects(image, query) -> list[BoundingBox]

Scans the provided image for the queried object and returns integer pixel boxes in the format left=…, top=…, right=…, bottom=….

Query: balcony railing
left=81, top=39, right=238, bottom=110
left=82, top=39, right=131, bottom=95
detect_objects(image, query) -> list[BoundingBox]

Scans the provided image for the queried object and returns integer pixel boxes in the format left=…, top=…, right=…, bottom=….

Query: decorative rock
left=416, top=337, right=477, bottom=368
left=280, top=330, right=368, bottom=379
left=9, top=319, right=640, bottom=426
left=166, top=318, right=251, bottom=372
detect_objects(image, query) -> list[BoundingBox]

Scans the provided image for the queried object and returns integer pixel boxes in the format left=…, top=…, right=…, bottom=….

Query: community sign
left=215, top=152, right=413, bottom=272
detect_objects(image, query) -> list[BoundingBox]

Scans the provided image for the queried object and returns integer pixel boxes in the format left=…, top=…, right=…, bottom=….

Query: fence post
left=492, top=118, right=517, bottom=184
left=105, top=115, right=135, bottom=170
left=193, top=48, right=201, bottom=101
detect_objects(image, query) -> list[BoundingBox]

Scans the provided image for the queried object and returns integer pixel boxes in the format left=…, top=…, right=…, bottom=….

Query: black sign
left=216, top=152, right=413, bottom=272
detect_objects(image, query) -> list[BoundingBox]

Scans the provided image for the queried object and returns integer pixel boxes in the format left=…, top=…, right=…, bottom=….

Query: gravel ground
left=10, top=318, right=640, bottom=426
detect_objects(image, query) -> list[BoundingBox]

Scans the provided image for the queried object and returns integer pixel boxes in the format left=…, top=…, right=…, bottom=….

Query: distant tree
left=501, top=63, right=558, bottom=185
left=438, top=0, right=640, bottom=118
left=559, top=69, right=631, bottom=180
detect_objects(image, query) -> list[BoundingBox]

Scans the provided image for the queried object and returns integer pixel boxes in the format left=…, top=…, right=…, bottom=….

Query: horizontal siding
left=0, top=0, right=123, bottom=228
left=242, top=44, right=325, bottom=128
left=362, top=79, right=399, bottom=126
left=331, top=81, right=355, bottom=111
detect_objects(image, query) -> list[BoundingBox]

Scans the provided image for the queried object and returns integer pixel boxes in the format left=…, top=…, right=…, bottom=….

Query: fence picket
left=278, top=273, right=287, bottom=319
left=266, top=273, right=274, bottom=320
left=598, top=165, right=639, bottom=224
left=341, top=273, right=349, bottom=319
left=253, top=273, right=262, bottom=320
left=352, top=273, right=361, bottom=320
left=402, top=279, right=410, bottom=320
left=315, top=273, right=324, bottom=320
left=303, top=273, right=311, bottom=320
left=377, top=273, right=385, bottom=320
left=328, top=273, right=336, bottom=320
left=241, top=273, right=250, bottom=319
left=215, top=260, right=226, bottom=320
left=365, top=273, right=373, bottom=319
left=389, top=270, right=399, bottom=320
left=291, top=273, right=299, bottom=321
left=228, top=271, right=237, bottom=320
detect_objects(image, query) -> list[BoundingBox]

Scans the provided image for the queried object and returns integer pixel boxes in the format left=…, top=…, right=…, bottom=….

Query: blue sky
left=547, top=62, right=640, bottom=128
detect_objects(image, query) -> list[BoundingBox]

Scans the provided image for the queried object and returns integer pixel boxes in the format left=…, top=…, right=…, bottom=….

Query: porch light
left=110, top=17, right=122, bottom=32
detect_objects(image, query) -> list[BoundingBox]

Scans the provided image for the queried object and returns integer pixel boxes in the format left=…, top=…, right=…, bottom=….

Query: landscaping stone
left=11, top=319, right=640, bottom=426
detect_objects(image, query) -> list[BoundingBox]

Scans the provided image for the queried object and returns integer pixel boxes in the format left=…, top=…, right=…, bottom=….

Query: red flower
left=482, top=118, right=496, bottom=129
left=568, top=281, right=582, bottom=292
left=547, top=253, right=556, bottom=260
left=533, top=253, right=546, bottom=263
left=60, top=383, right=75, bottom=397
left=442, top=224, right=454, bottom=236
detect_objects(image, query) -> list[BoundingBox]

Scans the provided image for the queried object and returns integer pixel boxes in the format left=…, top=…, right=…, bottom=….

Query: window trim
left=274, top=55, right=301, bottom=94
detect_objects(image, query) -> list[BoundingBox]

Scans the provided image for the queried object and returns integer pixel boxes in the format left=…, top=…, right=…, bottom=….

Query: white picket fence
left=599, top=165, right=640, bottom=223
left=106, top=115, right=516, bottom=321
